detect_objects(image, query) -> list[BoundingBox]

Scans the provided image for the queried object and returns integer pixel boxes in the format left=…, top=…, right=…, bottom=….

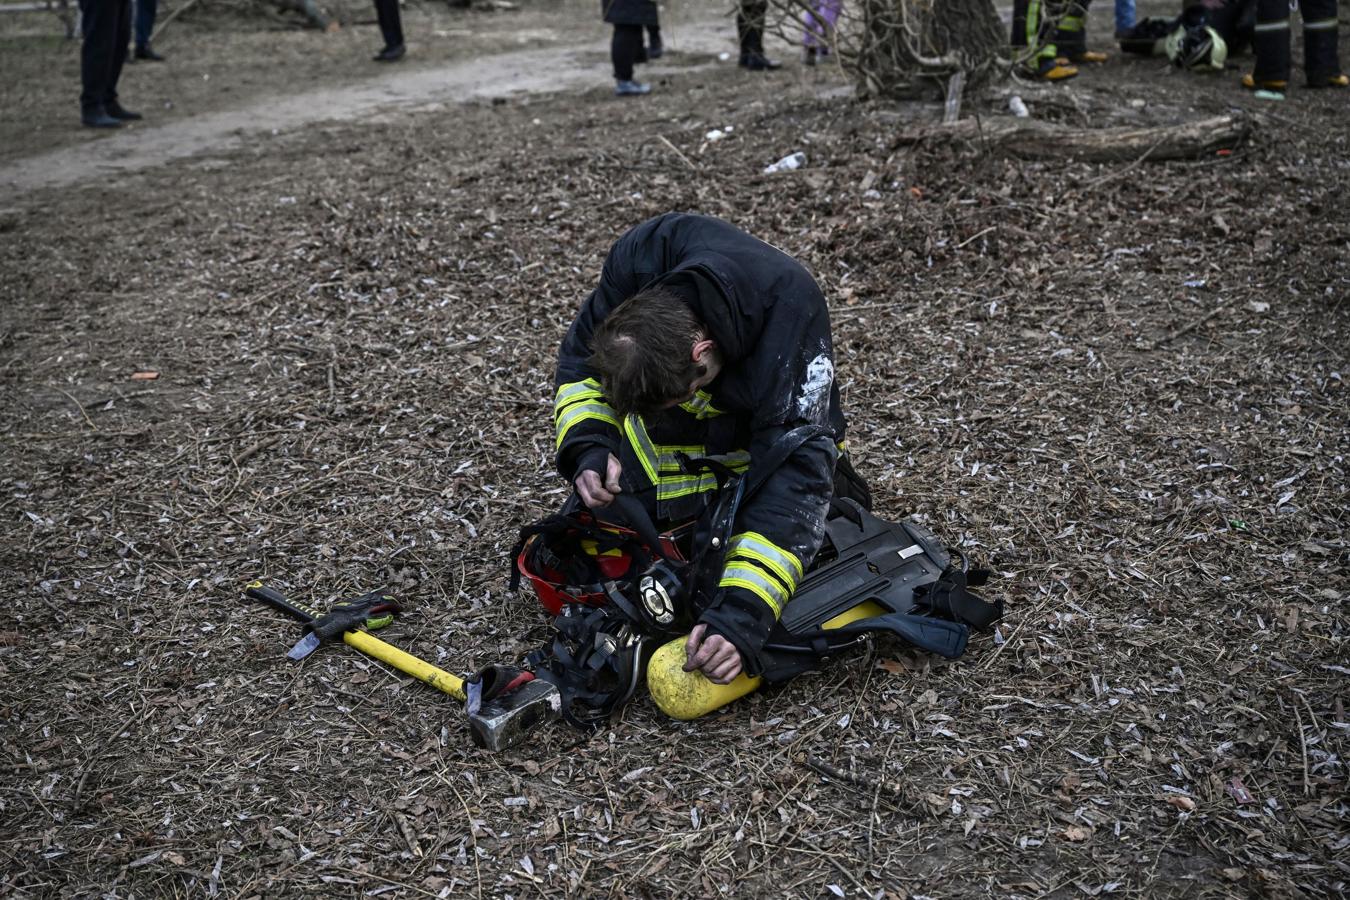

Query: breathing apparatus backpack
left=510, top=426, right=1002, bottom=726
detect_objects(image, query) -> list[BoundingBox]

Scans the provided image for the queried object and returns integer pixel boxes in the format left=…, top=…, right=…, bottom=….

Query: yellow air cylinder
left=647, top=600, right=888, bottom=720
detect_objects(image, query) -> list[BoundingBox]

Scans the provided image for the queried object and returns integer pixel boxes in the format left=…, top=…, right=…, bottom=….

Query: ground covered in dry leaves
left=1, top=15, right=1347, bottom=899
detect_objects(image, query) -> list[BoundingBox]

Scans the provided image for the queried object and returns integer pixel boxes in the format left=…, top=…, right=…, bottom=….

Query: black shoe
left=739, top=51, right=782, bottom=71
left=134, top=45, right=166, bottom=61
left=106, top=101, right=142, bottom=121
left=81, top=106, right=123, bottom=128
left=374, top=43, right=406, bottom=62
left=647, top=41, right=663, bottom=60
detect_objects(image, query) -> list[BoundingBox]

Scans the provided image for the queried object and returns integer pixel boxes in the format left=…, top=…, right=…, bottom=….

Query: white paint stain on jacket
left=796, top=352, right=834, bottom=424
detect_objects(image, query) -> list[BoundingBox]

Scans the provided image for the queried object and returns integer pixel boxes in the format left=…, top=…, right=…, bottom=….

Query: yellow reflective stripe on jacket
left=720, top=564, right=788, bottom=618
left=556, top=403, right=619, bottom=448
left=555, top=379, right=606, bottom=409
left=678, top=390, right=726, bottom=420
left=555, top=379, right=618, bottom=448
left=1253, top=19, right=1289, bottom=31
left=623, top=414, right=661, bottom=483
left=624, top=415, right=751, bottom=500
left=720, top=532, right=804, bottom=617
left=727, top=531, right=804, bottom=587
left=1304, top=19, right=1336, bottom=30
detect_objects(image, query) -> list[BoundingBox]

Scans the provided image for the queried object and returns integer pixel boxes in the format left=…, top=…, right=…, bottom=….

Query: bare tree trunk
left=770, top=0, right=1008, bottom=101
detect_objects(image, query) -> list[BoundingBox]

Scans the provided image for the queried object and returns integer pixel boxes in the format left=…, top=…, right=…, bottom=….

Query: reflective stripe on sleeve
left=718, top=532, right=805, bottom=616
left=1304, top=19, right=1337, bottom=30
left=1254, top=19, right=1290, bottom=31
left=726, top=531, right=804, bottom=587
left=554, top=379, right=618, bottom=448
left=719, top=564, right=788, bottom=618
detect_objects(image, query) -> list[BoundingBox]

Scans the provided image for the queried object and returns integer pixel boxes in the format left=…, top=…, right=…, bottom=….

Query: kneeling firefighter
left=511, top=213, right=1001, bottom=727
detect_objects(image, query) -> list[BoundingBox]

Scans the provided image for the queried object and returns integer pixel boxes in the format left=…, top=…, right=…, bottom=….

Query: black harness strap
left=915, top=565, right=1002, bottom=631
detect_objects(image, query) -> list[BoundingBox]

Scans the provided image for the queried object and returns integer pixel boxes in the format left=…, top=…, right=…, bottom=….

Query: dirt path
left=0, top=20, right=729, bottom=207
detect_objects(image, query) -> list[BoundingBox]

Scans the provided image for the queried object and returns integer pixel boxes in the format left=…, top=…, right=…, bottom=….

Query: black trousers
left=79, top=0, right=130, bottom=112
left=373, top=0, right=404, bottom=48
left=737, top=0, right=766, bottom=54
left=1253, top=0, right=1340, bottom=82
left=612, top=23, right=642, bottom=80
left=133, top=0, right=157, bottom=48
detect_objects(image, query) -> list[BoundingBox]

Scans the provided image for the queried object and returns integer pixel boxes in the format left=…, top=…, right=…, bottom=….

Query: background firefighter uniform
left=553, top=213, right=846, bottom=671
left=602, top=0, right=658, bottom=83
left=1012, top=0, right=1094, bottom=64
left=1251, top=0, right=1342, bottom=86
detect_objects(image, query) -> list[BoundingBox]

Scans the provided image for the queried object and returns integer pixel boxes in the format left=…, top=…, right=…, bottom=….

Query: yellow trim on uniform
left=729, top=531, right=804, bottom=581
left=623, top=415, right=661, bottom=483
left=623, top=414, right=751, bottom=501
left=555, top=379, right=619, bottom=449
left=555, top=379, right=606, bottom=408
left=678, top=390, right=726, bottom=420
left=556, top=404, right=619, bottom=449
left=719, top=569, right=786, bottom=618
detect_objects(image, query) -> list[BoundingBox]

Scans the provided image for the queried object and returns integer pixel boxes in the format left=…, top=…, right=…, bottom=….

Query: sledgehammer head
left=467, top=678, right=562, bottom=751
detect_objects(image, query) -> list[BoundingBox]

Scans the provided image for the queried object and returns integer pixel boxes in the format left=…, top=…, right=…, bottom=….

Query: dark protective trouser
left=1252, top=0, right=1342, bottom=84
left=133, top=0, right=156, bottom=48
left=737, top=0, right=767, bottom=55
left=373, top=0, right=404, bottom=48
left=611, top=23, right=643, bottom=80
left=79, top=0, right=131, bottom=112
left=1011, top=0, right=1094, bottom=62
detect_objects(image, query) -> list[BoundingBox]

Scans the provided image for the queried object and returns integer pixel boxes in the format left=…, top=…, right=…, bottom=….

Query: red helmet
left=513, top=511, right=688, bottom=615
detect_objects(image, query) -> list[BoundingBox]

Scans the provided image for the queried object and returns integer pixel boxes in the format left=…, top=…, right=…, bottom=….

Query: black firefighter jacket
left=552, top=213, right=847, bottom=671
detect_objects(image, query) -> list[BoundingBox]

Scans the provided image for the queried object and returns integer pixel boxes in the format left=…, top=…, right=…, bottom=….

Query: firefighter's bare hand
left=575, top=454, right=623, bottom=508
left=684, top=624, right=743, bottom=684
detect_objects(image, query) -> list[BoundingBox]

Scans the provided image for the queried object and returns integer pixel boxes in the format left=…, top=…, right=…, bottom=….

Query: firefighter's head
left=588, top=286, right=722, bottom=417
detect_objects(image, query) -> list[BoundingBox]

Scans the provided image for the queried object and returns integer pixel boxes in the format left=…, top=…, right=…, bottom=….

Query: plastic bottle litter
left=763, top=151, right=806, bottom=174
left=1008, top=95, right=1029, bottom=118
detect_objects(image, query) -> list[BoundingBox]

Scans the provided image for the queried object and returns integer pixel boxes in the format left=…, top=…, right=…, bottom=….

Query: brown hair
left=588, top=286, right=704, bottom=418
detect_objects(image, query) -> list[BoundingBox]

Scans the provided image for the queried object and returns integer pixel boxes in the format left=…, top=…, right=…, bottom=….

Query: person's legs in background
left=738, top=0, right=780, bottom=69
left=1113, top=0, right=1134, bottom=38
left=646, top=23, right=662, bottom=59
left=1300, top=0, right=1346, bottom=87
left=80, top=0, right=138, bottom=126
left=1246, top=0, right=1291, bottom=90
left=133, top=0, right=165, bottom=61
left=1054, top=0, right=1106, bottom=64
left=613, top=23, right=650, bottom=94
left=802, top=0, right=840, bottom=66
left=1011, top=0, right=1078, bottom=79
left=372, top=0, right=406, bottom=61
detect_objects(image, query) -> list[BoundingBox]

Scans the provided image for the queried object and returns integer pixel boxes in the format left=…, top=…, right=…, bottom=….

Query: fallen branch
left=893, top=112, right=1254, bottom=162
left=149, top=0, right=204, bottom=42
